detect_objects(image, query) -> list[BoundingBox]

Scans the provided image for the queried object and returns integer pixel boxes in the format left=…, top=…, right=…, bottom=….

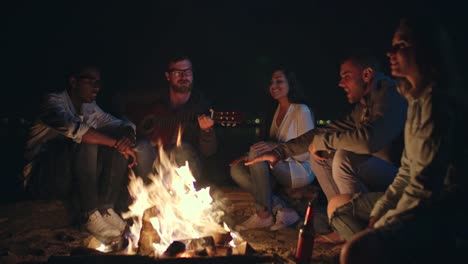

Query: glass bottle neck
left=303, top=204, right=314, bottom=226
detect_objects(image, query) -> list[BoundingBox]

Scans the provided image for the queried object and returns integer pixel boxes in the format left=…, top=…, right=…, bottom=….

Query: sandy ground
left=0, top=187, right=342, bottom=264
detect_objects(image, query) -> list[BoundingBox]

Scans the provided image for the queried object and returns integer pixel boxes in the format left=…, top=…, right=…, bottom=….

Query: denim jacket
left=275, top=72, right=407, bottom=166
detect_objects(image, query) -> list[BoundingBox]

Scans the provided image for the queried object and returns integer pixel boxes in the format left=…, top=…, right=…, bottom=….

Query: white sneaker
left=270, top=208, right=300, bottom=231
left=235, top=213, right=274, bottom=231
left=102, top=208, right=127, bottom=233
left=85, top=211, right=121, bottom=238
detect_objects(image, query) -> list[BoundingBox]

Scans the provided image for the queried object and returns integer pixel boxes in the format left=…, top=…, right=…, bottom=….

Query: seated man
left=23, top=63, right=137, bottom=239
left=245, top=53, right=407, bottom=237
left=128, top=54, right=217, bottom=187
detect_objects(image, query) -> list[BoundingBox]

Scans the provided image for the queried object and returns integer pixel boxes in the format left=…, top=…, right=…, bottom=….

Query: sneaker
left=85, top=211, right=121, bottom=238
left=235, top=213, right=274, bottom=231
left=270, top=208, right=300, bottom=231
left=102, top=208, right=127, bottom=233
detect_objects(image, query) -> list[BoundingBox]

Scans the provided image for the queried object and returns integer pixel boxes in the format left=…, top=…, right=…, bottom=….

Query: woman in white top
left=230, top=67, right=315, bottom=231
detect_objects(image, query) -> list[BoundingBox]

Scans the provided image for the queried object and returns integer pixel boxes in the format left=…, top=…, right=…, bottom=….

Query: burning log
left=212, top=232, right=232, bottom=246
left=182, top=236, right=216, bottom=252
left=163, top=241, right=186, bottom=257
left=234, top=241, right=255, bottom=255
left=138, top=206, right=161, bottom=256
left=48, top=254, right=275, bottom=263
left=213, top=246, right=232, bottom=257
left=163, top=236, right=216, bottom=258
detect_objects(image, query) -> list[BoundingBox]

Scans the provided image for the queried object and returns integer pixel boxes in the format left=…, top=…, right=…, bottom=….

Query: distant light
left=317, top=120, right=331, bottom=125
left=254, top=118, right=261, bottom=124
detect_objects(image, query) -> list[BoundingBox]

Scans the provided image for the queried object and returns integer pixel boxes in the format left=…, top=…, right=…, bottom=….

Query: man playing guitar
left=128, top=55, right=217, bottom=185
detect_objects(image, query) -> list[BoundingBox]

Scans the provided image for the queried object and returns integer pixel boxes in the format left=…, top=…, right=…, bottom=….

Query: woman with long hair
left=230, top=67, right=316, bottom=231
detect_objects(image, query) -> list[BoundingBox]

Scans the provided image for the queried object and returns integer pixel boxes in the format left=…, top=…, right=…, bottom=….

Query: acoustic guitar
left=126, top=103, right=245, bottom=147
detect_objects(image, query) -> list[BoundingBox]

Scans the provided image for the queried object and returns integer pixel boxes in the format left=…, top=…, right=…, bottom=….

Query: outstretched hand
left=244, top=151, right=280, bottom=169
left=249, top=141, right=278, bottom=155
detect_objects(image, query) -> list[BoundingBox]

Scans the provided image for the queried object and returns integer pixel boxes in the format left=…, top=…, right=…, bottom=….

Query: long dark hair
left=396, top=16, right=460, bottom=96
left=399, top=15, right=467, bottom=170
left=267, top=66, right=309, bottom=105
left=261, top=66, right=313, bottom=140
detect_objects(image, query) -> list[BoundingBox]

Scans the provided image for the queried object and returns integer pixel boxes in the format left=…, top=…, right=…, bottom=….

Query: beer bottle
left=295, top=201, right=315, bottom=264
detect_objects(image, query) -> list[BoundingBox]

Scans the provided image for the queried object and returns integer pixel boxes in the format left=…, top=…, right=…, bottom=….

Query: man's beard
left=171, top=80, right=193, bottom=93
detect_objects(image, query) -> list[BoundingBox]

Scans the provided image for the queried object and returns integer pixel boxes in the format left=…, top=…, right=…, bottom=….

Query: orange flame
left=122, top=146, right=226, bottom=256
left=176, top=125, right=182, bottom=147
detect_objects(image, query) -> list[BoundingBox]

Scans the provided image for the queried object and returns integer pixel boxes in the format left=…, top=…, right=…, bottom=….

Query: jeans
left=73, top=142, right=128, bottom=213
left=310, top=149, right=397, bottom=201
left=133, top=138, right=202, bottom=185
left=30, top=126, right=130, bottom=215
left=230, top=151, right=308, bottom=212
left=329, top=192, right=383, bottom=241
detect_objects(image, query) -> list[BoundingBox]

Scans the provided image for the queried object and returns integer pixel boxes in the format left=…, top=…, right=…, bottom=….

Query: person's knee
left=331, top=150, right=353, bottom=170
left=134, top=138, right=155, bottom=154
left=172, top=143, right=197, bottom=160
left=76, top=142, right=98, bottom=152
left=134, top=139, right=156, bottom=163
left=132, top=138, right=156, bottom=179
left=230, top=163, right=242, bottom=179
left=247, top=150, right=258, bottom=160
left=328, top=194, right=353, bottom=219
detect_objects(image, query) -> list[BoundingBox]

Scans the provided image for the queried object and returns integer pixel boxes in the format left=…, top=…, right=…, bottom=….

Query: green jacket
left=275, top=72, right=407, bottom=167
left=372, top=86, right=467, bottom=227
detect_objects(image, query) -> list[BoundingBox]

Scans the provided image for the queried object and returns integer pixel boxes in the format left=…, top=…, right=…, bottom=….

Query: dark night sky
left=4, top=0, right=467, bottom=122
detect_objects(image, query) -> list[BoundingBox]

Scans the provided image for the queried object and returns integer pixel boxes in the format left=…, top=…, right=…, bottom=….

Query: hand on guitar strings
left=198, top=109, right=215, bottom=132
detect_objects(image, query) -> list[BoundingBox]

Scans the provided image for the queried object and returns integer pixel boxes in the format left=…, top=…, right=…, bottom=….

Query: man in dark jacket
left=130, top=55, right=217, bottom=186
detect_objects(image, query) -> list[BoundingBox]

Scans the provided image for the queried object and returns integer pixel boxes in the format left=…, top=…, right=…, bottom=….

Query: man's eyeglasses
left=78, top=75, right=102, bottom=87
left=168, top=69, right=193, bottom=77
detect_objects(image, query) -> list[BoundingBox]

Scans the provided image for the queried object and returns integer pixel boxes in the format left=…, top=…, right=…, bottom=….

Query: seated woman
left=230, top=67, right=316, bottom=231
left=332, top=16, right=467, bottom=263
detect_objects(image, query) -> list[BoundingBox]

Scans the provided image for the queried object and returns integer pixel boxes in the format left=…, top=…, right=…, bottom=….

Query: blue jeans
left=230, top=151, right=310, bottom=212
left=310, top=149, right=397, bottom=201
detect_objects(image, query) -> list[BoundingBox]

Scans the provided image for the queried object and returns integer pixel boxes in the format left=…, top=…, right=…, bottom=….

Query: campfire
left=114, top=141, right=245, bottom=258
